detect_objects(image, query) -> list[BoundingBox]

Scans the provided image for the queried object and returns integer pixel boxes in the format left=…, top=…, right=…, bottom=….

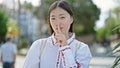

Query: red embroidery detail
left=60, top=47, right=71, bottom=67
left=61, top=47, right=71, bottom=52
left=76, top=61, right=81, bottom=68
left=69, top=66, right=76, bottom=68
left=61, top=51, right=66, bottom=66
left=51, top=38, right=56, bottom=46
left=68, top=38, right=75, bottom=45
left=73, top=65, right=77, bottom=67
left=56, top=51, right=61, bottom=68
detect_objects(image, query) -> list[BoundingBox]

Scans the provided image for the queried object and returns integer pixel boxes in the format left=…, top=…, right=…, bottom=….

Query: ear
left=70, top=16, right=74, bottom=24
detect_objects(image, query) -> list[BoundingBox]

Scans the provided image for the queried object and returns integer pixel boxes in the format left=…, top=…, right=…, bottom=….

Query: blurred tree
left=37, top=0, right=46, bottom=37
left=112, top=6, right=120, bottom=34
left=96, top=28, right=106, bottom=41
left=17, top=0, right=21, bottom=44
left=0, top=8, right=8, bottom=43
left=29, top=0, right=46, bottom=38
left=110, top=1, right=120, bottom=68
left=23, top=1, right=33, bottom=10
left=96, top=6, right=120, bottom=41
left=6, top=20, right=18, bottom=38
left=68, top=0, right=100, bottom=35
left=39, top=0, right=100, bottom=36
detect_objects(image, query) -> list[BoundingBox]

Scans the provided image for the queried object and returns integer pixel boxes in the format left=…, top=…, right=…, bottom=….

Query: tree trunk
left=17, top=0, right=21, bottom=43
left=37, top=0, right=46, bottom=38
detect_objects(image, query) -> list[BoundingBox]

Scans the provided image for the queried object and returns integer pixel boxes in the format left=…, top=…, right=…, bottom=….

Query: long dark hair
left=48, top=0, right=74, bottom=35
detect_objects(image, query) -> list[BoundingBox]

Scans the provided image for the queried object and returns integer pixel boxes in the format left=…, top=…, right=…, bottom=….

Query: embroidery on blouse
left=56, top=51, right=61, bottom=68
left=55, top=42, right=81, bottom=68
left=61, top=47, right=71, bottom=67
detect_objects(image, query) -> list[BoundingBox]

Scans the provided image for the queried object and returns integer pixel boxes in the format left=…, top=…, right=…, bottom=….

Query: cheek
left=50, top=22, right=57, bottom=32
left=63, top=20, right=71, bottom=27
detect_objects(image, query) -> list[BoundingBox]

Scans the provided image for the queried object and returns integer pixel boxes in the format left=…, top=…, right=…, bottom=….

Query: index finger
left=57, top=25, right=62, bottom=34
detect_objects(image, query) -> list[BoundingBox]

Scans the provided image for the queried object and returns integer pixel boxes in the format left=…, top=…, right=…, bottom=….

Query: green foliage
left=110, top=3, right=120, bottom=68
left=74, top=23, right=84, bottom=36
left=33, top=7, right=40, bottom=17
left=18, top=39, right=28, bottom=49
left=96, top=28, right=107, bottom=41
left=7, top=20, right=18, bottom=32
left=112, top=43, right=120, bottom=52
left=6, top=19, right=18, bottom=37
left=105, top=15, right=120, bottom=35
left=111, top=42, right=120, bottom=68
left=112, top=25, right=120, bottom=33
left=68, top=0, right=100, bottom=35
left=23, top=1, right=33, bottom=10
left=0, top=8, right=8, bottom=43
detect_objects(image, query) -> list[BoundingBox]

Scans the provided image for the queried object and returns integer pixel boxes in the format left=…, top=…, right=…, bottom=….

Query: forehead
left=50, top=7, right=70, bottom=17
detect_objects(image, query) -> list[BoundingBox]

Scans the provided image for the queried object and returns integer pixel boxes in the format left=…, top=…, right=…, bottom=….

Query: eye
left=60, top=17, right=65, bottom=19
left=51, top=17, right=55, bottom=20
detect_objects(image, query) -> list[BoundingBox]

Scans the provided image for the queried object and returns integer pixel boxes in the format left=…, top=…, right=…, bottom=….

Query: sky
left=92, top=0, right=117, bottom=12
left=20, top=0, right=40, bottom=6
left=92, top=0, right=118, bottom=29
left=0, top=0, right=2, bottom=3
left=0, top=0, right=118, bottom=29
left=0, top=0, right=40, bottom=6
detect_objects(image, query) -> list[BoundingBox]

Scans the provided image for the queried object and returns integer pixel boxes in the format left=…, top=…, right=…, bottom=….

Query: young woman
left=23, top=0, right=92, bottom=68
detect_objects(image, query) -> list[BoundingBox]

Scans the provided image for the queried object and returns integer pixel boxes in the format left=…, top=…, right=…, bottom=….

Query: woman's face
left=50, top=7, right=73, bottom=34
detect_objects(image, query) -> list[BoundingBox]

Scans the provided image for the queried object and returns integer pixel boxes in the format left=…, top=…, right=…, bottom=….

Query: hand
left=55, top=25, right=67, bottom=46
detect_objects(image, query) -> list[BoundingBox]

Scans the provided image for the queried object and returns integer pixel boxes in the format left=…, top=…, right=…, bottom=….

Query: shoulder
left=30, top=38, right=47, bottom=49
left=32, top=38, right=47, bottom=45
left=74, top=39, right=90, bottom=50
left=26, top=38, right=48, bottom=55
left=75, top=40, right=92, bottom=57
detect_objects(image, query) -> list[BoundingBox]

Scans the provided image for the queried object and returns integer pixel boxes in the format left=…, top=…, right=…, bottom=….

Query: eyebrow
left=50, top=14, right=65, bottom=17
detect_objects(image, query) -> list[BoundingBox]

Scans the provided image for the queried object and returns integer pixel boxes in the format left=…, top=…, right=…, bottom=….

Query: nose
left=55, top=19, right=60, bottom=26
left=56, top=19, right=63, bottom=25
left=55, top=22, right=62, bottom=28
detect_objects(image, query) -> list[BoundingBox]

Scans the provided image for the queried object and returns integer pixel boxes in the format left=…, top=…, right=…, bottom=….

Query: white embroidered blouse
left=23, top=33, right=92, bottom=68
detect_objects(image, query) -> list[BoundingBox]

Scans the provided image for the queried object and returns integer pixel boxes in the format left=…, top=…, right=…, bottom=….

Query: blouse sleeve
left=59, top=42, right=92, bottom=68
left=23, top=40, right=41, bottom=68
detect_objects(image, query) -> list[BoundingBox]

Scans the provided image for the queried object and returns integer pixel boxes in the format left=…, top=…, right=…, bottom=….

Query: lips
left=60, top=27, right=63, bottom=30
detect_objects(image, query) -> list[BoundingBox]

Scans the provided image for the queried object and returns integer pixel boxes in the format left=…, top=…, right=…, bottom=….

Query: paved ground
left=90, top=57, right=120, bottom=68
left=0, top=55, right=120, bottom=68
left=0, top=56, right=25, bottom=68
